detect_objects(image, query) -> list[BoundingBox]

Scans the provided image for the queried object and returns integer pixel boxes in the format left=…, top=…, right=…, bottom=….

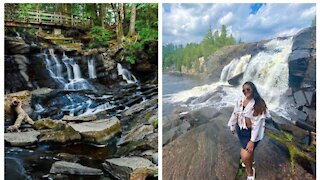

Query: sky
left=163, top=3, right=316, bottom=45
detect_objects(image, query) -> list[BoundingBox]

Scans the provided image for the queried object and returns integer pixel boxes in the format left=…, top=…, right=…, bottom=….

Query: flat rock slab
left=103, top=157, right=156, bottom=180
left=50, top=161, right=103, bottom=175
left=5, top=130, right=40, bottom=146
left=62, top=115, right=97, bottom=122
left=117, top=124, right=154, bottom=146
left=70, top=116, right=121, bottom=144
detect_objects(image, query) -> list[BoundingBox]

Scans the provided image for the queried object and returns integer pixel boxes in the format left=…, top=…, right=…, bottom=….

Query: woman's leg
left=241, top=148, right=253, bottom=176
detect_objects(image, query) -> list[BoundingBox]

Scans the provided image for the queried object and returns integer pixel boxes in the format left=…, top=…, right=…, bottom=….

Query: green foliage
left=163, top=24, right=237, bottom=71
left=267, top=130, right=315, bottom=173
left=139, top=27, right=158, bottom=41
left=152, top=117, right=158, bottom=129
left=88, top=26, right=113, bottom=48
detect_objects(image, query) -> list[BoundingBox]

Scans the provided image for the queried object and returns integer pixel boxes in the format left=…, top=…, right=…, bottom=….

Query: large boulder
left=38, top=125, right=81, bottom=144
left=288, top=27, right=316, bottom=89
left=5, top=130, right=40, bottom=146
left=163, top=108, right=315, bottom=180
left=70, top=117, right=121, bottom=144
left=5, top=37, right=30, bottom=54
left=102, top=157, right=157, bottom=180
left=163, top=112, right=239, bottom=180
left=5, top=55, right=33, bottom=93
left=50, top=161, right=103, bottom=175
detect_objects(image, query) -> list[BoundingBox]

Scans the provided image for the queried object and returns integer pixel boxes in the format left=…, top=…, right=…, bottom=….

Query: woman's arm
left=250, top=114, right=266, bottom=142
left=227, top=99, right=239, bottom=131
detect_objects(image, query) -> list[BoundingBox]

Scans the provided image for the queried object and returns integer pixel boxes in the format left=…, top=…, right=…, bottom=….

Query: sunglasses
left=242, top=88, right=251, bottom=94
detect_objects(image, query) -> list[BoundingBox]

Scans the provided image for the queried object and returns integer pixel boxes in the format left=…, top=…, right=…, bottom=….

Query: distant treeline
left=163, top=25, right=241, bottom=71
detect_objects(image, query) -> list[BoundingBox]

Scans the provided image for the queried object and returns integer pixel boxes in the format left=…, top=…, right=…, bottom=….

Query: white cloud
left=163, top=3, right=316, bottom=45
left=219, top=12, right=233, bottom=25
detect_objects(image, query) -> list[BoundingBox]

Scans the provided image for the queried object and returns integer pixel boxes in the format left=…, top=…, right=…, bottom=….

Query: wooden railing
left=5, top=10, right=93, bottom=29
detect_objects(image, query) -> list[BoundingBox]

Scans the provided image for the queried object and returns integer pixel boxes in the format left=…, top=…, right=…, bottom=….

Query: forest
left=163, top=25, right=239, bottom=71
left=5, top=3, right=158, bottom=64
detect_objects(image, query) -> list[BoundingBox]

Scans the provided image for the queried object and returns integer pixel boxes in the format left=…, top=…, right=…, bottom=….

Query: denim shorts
left=236, top=123, right=260, bottom=150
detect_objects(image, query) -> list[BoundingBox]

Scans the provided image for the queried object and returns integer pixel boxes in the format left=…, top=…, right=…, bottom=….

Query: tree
left=112, top=3, right=125, bottom=42
left=99, top=3, right=106, bottom=27
left=128, top=4, right=136, bottom=36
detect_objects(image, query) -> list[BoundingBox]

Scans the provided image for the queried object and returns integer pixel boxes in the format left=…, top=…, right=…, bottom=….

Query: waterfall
left=242, top=38, right=293, bottom=109
left=43, top=50, right=66, bottom=86
left=42, top=50, right=94, bottom=90
left=88, top=58, right=97, bottom=79
left=117, top=63, right=138, bottom=84
left=62, top=53, right=73, bottom=81
left=49, top=49, right=63, bottom=77
left=165, top=37, right=293, bottom=119
left=220, top=54, right=251, bottom=82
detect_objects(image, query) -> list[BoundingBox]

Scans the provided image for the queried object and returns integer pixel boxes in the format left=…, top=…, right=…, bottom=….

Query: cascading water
left=88, top=58, right=97, bottom=79
left=117, top=63, right=138, bottom=84
left=43, top=50, right=66, bottom=87
left=49, top=49, right=63, bottom=77
left=42, top=50, right=94, bottom=90
left=220, top=54, right=251, bottom=82
left=164, top=37, right=293, bottom=119
left=62, top=55, right=95, bottom=90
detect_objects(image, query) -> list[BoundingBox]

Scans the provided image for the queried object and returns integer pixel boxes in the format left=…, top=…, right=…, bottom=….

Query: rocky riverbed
left=5, top=27, right=158, bottom=180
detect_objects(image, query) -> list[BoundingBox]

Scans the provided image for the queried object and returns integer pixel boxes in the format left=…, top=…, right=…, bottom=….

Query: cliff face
left=288, top=27, right=316, bottom=90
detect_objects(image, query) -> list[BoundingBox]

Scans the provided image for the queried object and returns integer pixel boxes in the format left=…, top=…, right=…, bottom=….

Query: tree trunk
left=128, top=4, right=136, bottom=36
left=99, top=3, right=106, bottom=27
left=116, top=3, right=125, bottom=42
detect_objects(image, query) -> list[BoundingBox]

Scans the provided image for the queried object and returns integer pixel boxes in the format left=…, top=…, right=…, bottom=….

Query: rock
left=152, top=153, right=158, bottom=165
left=39, top=125, right=81, bottom=144
left=117, top=124, right=154, bottom=146
left=163, top=127, right=177, bottom=145
left=5, top=37, right=30, bottom=54
left=227, top=72, right=244, bottom=86
left=141, top=150, right=156, bottom=157
left=190, top=106, right=220, bottom=126
left=130, top=167, right=158, bottom=180
left=5, top=130, right=40, bottom=146
left=288, top=108, right=308, bottom=122
left=102, top=157, right=156, bottom=180
left=288, top=27, right=316, bottom=89
left=34, top=118, right=64, bottom=130
left=50, top=161, right=103, bottom=175
left=70, top=117, right=121, bottom=144
left=304, top=90, right=314, bottom=106
left=293, top=90, right=308, bottom=107
left=31, top=88, right=53, bottom=96
left=255, top=130, right=315, bottom=179
left=291, top=27, right=316, bottom=51
left=123, top=102, right=145, bottom=116
left=163, top=108, right=315, bottom=179
left=62, top=115, right=96, bottom=122
left=163, top=111, right=239, bottom=180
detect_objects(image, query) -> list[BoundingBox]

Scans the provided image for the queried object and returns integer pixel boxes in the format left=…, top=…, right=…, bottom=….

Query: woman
left=228, top=81, right=271, bottom=180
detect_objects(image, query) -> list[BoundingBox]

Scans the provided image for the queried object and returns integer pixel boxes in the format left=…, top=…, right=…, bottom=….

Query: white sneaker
left=247, top=167, right=255, bottom=180
left=242, top=161, right=255, bottom=168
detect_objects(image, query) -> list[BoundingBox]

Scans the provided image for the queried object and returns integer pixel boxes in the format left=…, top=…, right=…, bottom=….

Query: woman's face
left=242, top=84, right=253, bottom=98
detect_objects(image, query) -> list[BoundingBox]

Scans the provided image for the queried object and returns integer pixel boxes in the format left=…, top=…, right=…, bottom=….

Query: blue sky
left=163, top=3, right=316, bottom=45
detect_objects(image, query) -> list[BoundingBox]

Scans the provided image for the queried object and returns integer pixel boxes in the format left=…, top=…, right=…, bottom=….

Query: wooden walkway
left=5, top=11, right=93, bottom=30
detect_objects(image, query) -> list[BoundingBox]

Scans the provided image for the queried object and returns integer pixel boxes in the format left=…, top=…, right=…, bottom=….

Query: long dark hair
left=243, top=81, right=267, bottom=116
